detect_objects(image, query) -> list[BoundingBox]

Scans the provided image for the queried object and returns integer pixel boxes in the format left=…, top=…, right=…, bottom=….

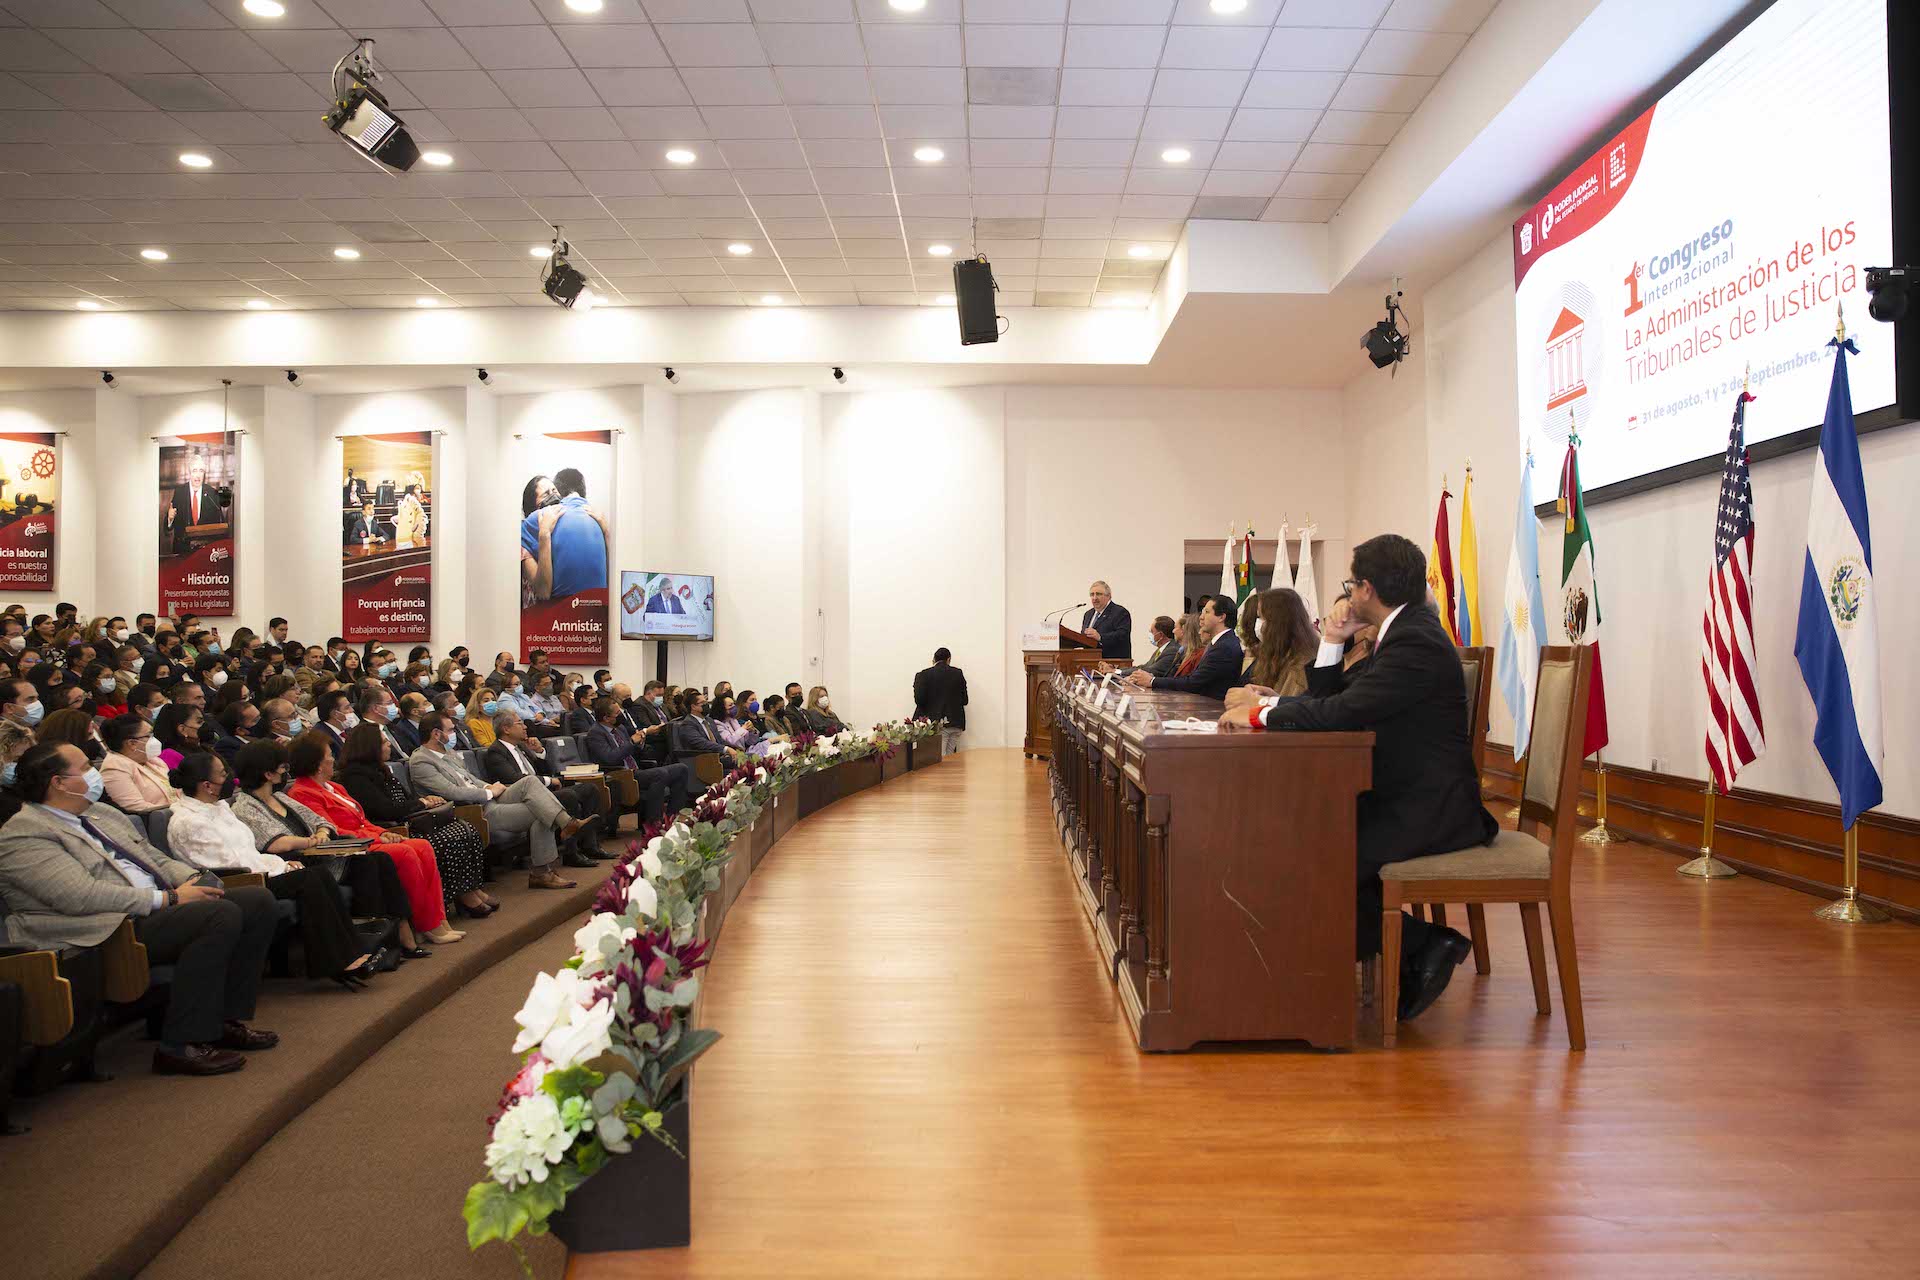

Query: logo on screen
left=1541, top=206, right=1555, bottom=241
left=622, top=584, right=643, bottom=614
left=1519, top=223, right=1533, bottom=255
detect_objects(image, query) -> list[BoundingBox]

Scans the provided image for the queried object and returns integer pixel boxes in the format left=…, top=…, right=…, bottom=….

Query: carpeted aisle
left=141, top=906, right=594, bottom=1280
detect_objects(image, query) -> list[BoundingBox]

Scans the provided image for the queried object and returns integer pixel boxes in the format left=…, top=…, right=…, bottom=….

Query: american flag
left=1702, top=391, right=1765, bottom=792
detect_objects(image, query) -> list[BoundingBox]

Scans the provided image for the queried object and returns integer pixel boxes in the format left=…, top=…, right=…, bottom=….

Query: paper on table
left=1160, top=717, right=1218, bottom=734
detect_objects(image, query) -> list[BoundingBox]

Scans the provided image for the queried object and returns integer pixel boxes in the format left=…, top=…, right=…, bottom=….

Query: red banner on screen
left=1512, top=104, right=1657, bottom=290
left=521, top=588, right=609, bottom=664
left=0, top=432, right=58, bottom=590
left=157, top=431, right=238, bottom=618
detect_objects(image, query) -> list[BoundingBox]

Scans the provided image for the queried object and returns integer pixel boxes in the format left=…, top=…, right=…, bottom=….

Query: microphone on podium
left=1043, top=601, right=1086, bottom=624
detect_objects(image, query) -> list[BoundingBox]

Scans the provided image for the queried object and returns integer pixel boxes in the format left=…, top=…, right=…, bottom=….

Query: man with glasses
left=0, top=742, right=280, bottom=1076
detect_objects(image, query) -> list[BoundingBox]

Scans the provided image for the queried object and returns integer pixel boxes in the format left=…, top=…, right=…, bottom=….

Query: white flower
left=626, top=873, right=659, bottom=919
left=512, top=968, right=590, bottom=1054
left=542, top=996, right=616, bottom=1070
left=486, top=1094, right=573, bottom=1189
left=640, top=836, right=667, bottom=878
left=573, top=913, right=635, bottom=973
left=817, top=742, right=839, bottom=758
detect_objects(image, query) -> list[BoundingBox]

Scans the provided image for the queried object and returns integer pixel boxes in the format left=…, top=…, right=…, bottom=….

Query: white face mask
left=1254, top=616, right=1265, bottom=642
left=112, top=629, right=129, bottom=642
left=818, top=696, right=830, bottom=709
left=342, top=711, right=360, bottom=730
left=144, top=734, right=164, bottom=761
left=207, top=670, right=228, bottom=689
left=5, top=636, right=22, bottom=652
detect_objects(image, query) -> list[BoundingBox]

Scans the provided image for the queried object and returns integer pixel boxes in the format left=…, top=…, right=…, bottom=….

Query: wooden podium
left=1022, top=624, right=1108, bottom=759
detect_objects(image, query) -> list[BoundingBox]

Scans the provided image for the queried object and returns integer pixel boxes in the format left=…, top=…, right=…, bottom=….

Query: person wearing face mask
left=1222, top=588, right=1319, bottom=710
left=410, top=712, right=582, bottom=892
left=312, top=689, right=356, bottom=755
left=211, top=700, right=262, bottom=765
left=0, top=741, right=281, bottom=1076
left=354, top=687, right=410, bottom=761
left=112, top=643, right=145, bottom=698
left=83, top=662, right=127, bottom=717
left=429, top=692, right=478, bottom=751
left=484, top=710, right=606, bottom=868
left=758, top=693, right=796, bottom=738
left=2, top=677, right=44, bottom=731
left=619, top=680, right=677, bottom=763
left=585, top=697, right=684, bottom=824
left=388, top=693, right=428, bottom=755
left=259, top=697, right=298, bottom=743
left=484, top=651, right=516, bottom=694
left=802, top=685, right=845, bottom=736
left=0, top=719, right=33, bottom=826
left=671, top=690, right=728, bottom=760
left=560, top=683, right=596, bottom=737
left=1126, top=594, right=1245, bottom=700
left=153, top=703, right=205, bottom=770
left=464, top=685, right=501, bottom=748
left=403, top=661, right=434, bottom=694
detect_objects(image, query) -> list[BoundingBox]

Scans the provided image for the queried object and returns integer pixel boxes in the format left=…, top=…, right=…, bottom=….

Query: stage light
left=663, top=367, right=678, bottom=384
left=324, top=39, right=421, bottom=175
left=913, top=145, right=944, bottom=163
left=333, top=247, right=361, bottom=259
left=540, top=228, right=591, bottom=309
left=476, top=369, right=491, bottom=385
left=179, top=152, right=212, bottom=168
left=927, top=243, right=952, bottom=257
left=285, top=370, right=302, bottom=387
left=665, top=147, right=697, bottom=165
left=1362, top=287, right=1410, bottom=372
left=245, top=299, right=270, bottom=310
left=1866, top=266, right=1910, bottom=323
left=77, top=300, right=101, bottom=311
left=1160, top=146, right=1191, bottom=164
left=242, top=0, right=285, bottom=16
left=141, top=248, right=169, bottom=261
left=102, top=370, right=120, bottom=388
left=727, top=243, right=752, bottom=255
left=421, top=150, right=452, bottom=166
left=832, top=366, right=846, bottom=384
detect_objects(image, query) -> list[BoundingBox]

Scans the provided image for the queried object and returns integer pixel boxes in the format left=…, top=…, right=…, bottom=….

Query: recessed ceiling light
left=178, top=151, right=212, bottom=168
left=1209, top=0, right=1249, bottom=13
left=889, top=0, right=927, bottom=10
left=421, top=150, right=452, bottom=166
left=935, top=294, right=955, bottom=305
left=245, top=299, right=270, bottom=310
left=1099, top=295, right=1147, bottom=308
left=759, top=295, right=783, bottom=305
left=927, top=243, right=952, bottom=257
left=1160, top=146, right=1192, bottom=164
left=242, top=0, right=285, bottom=16
left=76, top=300, right=101, bottom=310
left=913, top=145, right=945, bottom=163
left=333, top=247, right=361, bottom=259
left=416, top=297, right=439, bottom=307
left=726, top=242, right=752, bottom=255
left=530, top=245, right=553, bottom=258
left=140, top=248, right=169, bottom=261
left=1127, top=244, right=1156, bottom=259
left=665, top=147, right=697, bottom=165
left=564, top=0, right=604, bottom=12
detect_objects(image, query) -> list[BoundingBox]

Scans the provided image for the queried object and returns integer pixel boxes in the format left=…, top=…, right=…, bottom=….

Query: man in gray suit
left=408, top=712, right=581, bottom=891
left=0, top=742, right=279, bottom=1076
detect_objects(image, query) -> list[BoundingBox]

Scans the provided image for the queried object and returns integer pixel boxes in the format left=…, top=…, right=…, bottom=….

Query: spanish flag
left=1457, top=466, right=1482, bottom=646
left=1429, top=482, right=1459, bottom=643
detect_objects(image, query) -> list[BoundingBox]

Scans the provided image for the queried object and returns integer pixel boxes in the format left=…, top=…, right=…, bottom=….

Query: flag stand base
left=1678, top=781, right=1737, bottom=879
left=1579, top=758, right=1618, bottom=846
left=1814, top=827, right=1889, bottom=923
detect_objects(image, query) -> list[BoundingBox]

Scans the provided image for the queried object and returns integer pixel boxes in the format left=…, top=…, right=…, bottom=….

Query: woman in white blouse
left=167, top=751, right=377, bottom=988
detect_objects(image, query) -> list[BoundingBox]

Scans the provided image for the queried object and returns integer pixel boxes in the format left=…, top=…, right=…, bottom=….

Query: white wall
left=1405, top=230, right=1920, bottom=818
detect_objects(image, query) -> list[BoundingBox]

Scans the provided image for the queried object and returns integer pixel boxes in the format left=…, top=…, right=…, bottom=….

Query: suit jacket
left=391, top=716, right=424, bottom=755
left=484, top=739, right=558, bottom=786
left=672, top=715, right=725, bottom=757
left=1258, top=604, right=1496, bottom=869
left=583, top=722, right=638, bottom=773
left=1153, top=630, right=1243, bottom=699
left=1080, top=603, right=1133, bottom=660
left=343, top=513, right=381, bottom=546
left=912, top=663, right=968, bottom=729
left=626, top=698, right=676, bottom=765
left=0, top=802, right=206, bottom=950
left=165, top=482, right=219, bottom=555
left=1127, top=640, right=1183, bottom=679
left=407, top=746, right=492, bottom=805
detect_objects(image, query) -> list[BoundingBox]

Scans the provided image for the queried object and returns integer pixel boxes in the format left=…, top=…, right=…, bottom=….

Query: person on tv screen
left=645, top=575, right=686, bottom=615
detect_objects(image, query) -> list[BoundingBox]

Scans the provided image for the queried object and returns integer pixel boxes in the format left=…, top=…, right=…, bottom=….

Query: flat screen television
left=619, top=570, right=714, bottom=642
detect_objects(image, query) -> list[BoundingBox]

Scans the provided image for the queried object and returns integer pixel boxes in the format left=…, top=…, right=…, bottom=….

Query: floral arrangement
left=464, top=765, right=768, bottom=1262
left=907, top=716, right=945, bottom=743
left=829, top=728, right=877, bottom=762
left=870, top=719, right=911, bottom=759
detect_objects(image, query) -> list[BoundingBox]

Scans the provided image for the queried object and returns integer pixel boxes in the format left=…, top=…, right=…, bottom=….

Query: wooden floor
left=573, top=748, right=1920, bottom=1279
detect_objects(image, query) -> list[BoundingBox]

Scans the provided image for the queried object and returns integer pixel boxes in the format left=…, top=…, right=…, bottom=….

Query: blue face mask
left=651, top=695, right=664, bottom=708
left=380, top=663, right=399, bottom=677
left=748, top=700, right=761, bottom=714
left=0, top=761, right=15, bottom=786
left=207, top=641, right=221, bottom=654
left=481, top=700, right=500, bottom=717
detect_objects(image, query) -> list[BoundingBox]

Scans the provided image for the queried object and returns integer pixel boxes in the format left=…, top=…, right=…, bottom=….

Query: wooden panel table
left=1047, top=673, right=1373, bottom=1051
left=1021, top=646, right=1106, bottom=759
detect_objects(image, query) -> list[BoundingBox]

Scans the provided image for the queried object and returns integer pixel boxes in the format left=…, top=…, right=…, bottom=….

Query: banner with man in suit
left=342, top=432, right=432, bottom=642
left=518, top=430, right=612, bottom=664
left=0, top=433, right=58, bottom=590
left=157, top=433, right=236, bottom=617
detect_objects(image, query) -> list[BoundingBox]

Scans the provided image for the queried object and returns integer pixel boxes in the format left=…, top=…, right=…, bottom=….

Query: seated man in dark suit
left=619, top=681, right=678, bottom=764
left=1127, top=594, right=1242, bottom=699
left=583, top=697, right=683, bottom=824
left=343, top=499, right=383, bottom=547
left=1227, top=533, right=1493, bottom=1023
left=671, top=689, right=728, bottom=760
left=484, top=711, right=605, bottom=866
left=0, top=742, right=279, bottom=1076
left=391, top=693, right=429, bottom=755
left=1111, top=614, right=1181, bottom=679
left=1078, top=580, right=1132, bottom=660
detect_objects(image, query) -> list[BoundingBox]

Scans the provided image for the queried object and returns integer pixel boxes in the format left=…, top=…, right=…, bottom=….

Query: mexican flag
left=1558, top=438, right=1610, bottom=757
left=1235, top=525, right=1256, bottom=607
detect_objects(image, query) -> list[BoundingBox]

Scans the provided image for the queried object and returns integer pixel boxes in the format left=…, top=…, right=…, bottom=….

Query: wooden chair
left=1378, top=645, right=1592, bottom=1050
left=1408, top=647, right=1495, bottom=972
left=690, top=754, right=724, bottom=787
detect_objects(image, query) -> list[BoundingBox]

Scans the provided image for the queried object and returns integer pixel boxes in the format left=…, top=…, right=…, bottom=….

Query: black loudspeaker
left=953, top=258, right=999, bottom=345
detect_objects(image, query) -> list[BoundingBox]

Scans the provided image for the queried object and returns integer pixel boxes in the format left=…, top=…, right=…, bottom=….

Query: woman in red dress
left=284, top=731, right=462, bottom=944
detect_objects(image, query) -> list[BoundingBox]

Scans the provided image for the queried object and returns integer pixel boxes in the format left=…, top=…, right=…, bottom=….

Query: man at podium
left=1075, top=581, right=1132, bottom=660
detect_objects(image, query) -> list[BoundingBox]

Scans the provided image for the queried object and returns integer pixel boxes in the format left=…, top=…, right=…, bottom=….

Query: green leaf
left=464, top=1180, right=531, bottom=1250
left=521, top=1161, right=589, bottom=1236
left=540, top=1063, right=604, bottom=1102
left=654, top=1027, right=721, bottom=1100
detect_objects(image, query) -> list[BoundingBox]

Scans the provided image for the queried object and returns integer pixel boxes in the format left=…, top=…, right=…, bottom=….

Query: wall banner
left=0, top=433, right=58, bottom=590
left=157, top=432, right=237, bottom=618
left=343, top=433, right=433, bottom=642
left=519, top=430, right=612, bottom=664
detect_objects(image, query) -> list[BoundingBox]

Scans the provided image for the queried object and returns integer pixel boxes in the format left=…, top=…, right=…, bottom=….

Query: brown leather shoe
left=528, top=867, right=577, bottom=890
left=559, top=818, right=586, bottom=843
left=154, top=1044, right=247, bottom=1076
left=217, top=1021, right=280, bottom=1052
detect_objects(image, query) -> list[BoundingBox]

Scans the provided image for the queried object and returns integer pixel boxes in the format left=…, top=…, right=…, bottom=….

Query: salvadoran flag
left=1496, top=450, right=1549, bottom=759
left=1793, top=336, right=1883, bottom=829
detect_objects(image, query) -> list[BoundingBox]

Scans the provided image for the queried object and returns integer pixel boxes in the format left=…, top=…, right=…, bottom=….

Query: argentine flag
left=1496, top=451, right=1550, bottom=758
left=1794, top=337, right=1883, bottom=829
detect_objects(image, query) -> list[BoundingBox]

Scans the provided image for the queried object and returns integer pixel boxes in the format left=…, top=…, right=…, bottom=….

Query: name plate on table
left=1117, top=694, right=1132, bottom=718
left=1095, top=685, right=1110, bottom=709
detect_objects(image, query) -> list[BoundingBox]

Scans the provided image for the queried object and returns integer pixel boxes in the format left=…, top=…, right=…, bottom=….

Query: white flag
left=1294, top=525, right=1319, bottom=623
left=1266, top=521, right=1293, bottom=591
left=1218, top=523, right=1236, bottom=602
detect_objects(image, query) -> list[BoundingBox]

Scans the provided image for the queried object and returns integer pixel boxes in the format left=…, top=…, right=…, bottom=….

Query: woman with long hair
left=336, top=722, right=493, bottom=920
left=463, top=682, right=500, bottom=747
left=1171, top=613, right=1206, bottom=678
left=804, top=685, right=844, bottom=735
left=152, top=702, right=203, bottom=770
left=1242, top=587, right=1319, bottom=698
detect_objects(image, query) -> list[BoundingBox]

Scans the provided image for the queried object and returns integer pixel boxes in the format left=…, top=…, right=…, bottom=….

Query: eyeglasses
left=1341, top=579, right=1357, bottom=595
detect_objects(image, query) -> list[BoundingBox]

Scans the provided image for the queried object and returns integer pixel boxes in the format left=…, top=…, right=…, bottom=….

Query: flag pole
left=1814, top=821, right=1889, bottom=923
left=1580, top=751, right=1617, bottom=845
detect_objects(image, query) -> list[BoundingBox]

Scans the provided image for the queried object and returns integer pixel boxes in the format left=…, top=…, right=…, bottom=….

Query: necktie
left=191, top=486, right=200, bottom=524
left=80, top=814, right=164, bottom=883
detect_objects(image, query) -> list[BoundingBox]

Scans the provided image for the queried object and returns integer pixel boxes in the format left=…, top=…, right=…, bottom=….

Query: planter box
left=911, top=737, right=940, bottom=769
left=798, top=764, right=839, bottom=817
left=771, top=785, right=795, bottom=842
left=718, top=834, right=749, bottom=920
left=549, top=1082, right=692, bottom=1254
left=840, top=755, right=882, bottom=795
left=748, top=807, right=772, bottom=870
left=881, top=745, right=908, bottom=781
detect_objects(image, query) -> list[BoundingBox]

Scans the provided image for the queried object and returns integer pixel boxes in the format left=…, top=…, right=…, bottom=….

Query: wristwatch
left=166, top=887, right=179, bottom=906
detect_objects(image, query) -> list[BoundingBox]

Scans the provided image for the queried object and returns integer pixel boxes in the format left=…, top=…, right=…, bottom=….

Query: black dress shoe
left=1399, top=928, right=1472, bottom=1023
left=561, top=847, right=596, bottom=869
left=217, top=1021, right=280, bottom=1052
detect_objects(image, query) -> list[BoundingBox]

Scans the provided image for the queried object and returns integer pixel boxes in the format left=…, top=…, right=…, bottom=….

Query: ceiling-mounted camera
left=101, top=371, right=118, bottom=390
left=476, top=368, right=491, bottom=385
left=285, top=369, right=302, bottom=387
left=832, top=366, right=846, bottom=384
left=663, top=367, right=678, bottom=384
